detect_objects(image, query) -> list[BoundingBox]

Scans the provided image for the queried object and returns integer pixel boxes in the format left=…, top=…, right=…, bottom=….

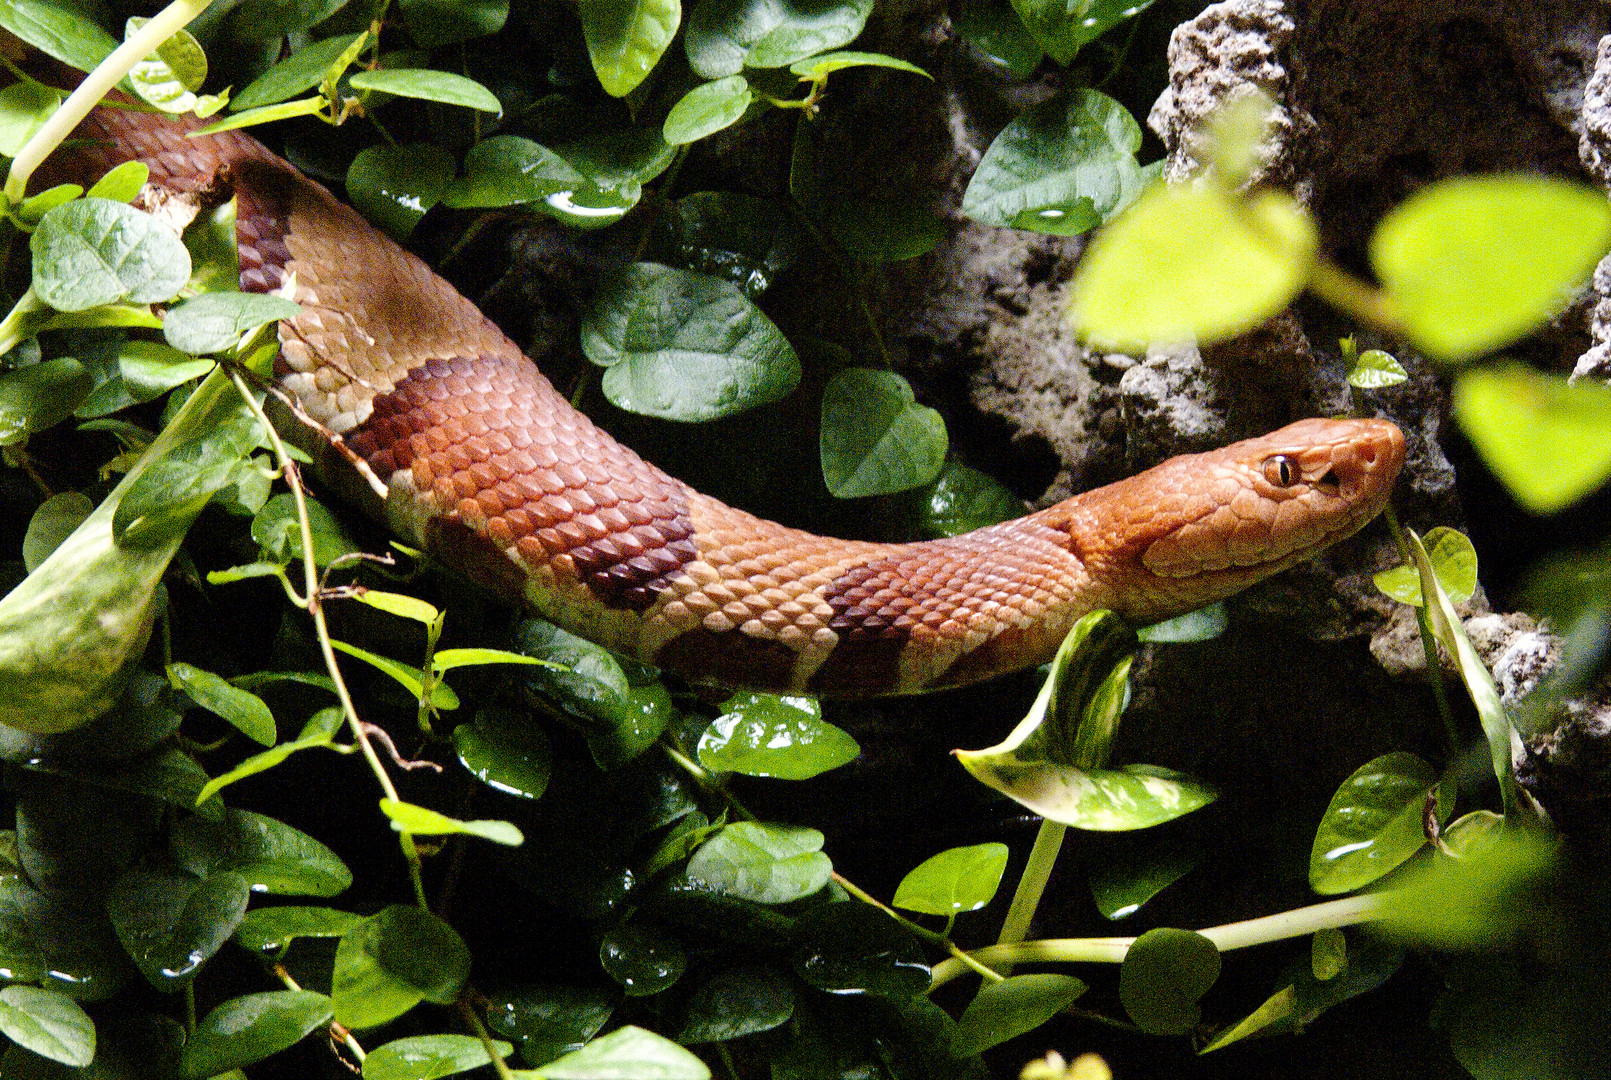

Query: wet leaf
left=1088, top=833, right=1198, bottom=919
left=1137, top=602, right=1227, bottom=643
left=442, top=136, right=637, bottom=227
left=686, top=821, right=831, bottom=904
left=907, top=460, right=1023, bottom=539
left=234, top=906, right=363, bottom=954
left=820, top=367, right=946, bottom=498
left=364, top=1034, right=513, bottom=1080
left=951, top=0, right=1041, bottom=79
left=171, top=808, right=353, bottom=896
left=686, top=0, right=872, bottom=77
left=454, top=709, right=552, bottom=799
left=515, top=620, right=672, bottom=769
left=787, top=49, right=929, bottom=80
left=346, top=144, right=455, bottom=242
left=598, top=923, right=687, bottom=996
left=484, top=984, right=615, bottom=1069
left=678, top=965, right=794, bottom=1042
left=580, top=0, right=681, bottom=97
left=697, top=693, right=858, bottom=779
left=1119, top=928, right=1220, bottom=1035
left=108, top=869, right=251, bottom=990
left=0, top=358, right=92, bottom=446
left=532, top=1025, right=709, bottom=1079
left=950, top=974, right=1085, bottom=1056
left=651, top=191, right=801, bottom=296
left=333, top=906, right=471, bottom=1028
left=1309, top=752, right=1442, bottom=895
left=892, top=843, right=1009, bottom=916
left=791, top=902, right=929, bottom=998
left=180, top=991, right=331, bottom=1079
left=0, top=875, right=129, bottom=1001
left=1007, top=0, right=1153, bottom=65
left=663, top=75, right=752, bottom=144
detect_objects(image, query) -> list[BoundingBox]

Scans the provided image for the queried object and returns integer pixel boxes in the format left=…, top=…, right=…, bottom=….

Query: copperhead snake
left=50, top=106, right=1406, bottom=697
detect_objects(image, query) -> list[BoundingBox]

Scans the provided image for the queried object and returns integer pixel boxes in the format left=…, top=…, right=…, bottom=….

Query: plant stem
left=1307, top=261, right=1403, bottom=336
left=5, top=0, right=212, bottom=202
left=460, top=1001, right=516, bottom=1080
left=993, top=819, right=1066, bottom=972
left=1382, top=505, right=1458, bottom=748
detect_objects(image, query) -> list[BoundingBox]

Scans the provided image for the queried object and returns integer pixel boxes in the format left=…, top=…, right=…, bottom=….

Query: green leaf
left=0, top=80, right=60, bottom=157
left=962, top=90, right=1147, bottom=237
left=663, top=75, right=752, bottom=144
left=85, top=161, right=149, bottom=203
left=1069, top=184, right=1318, bottom=353
left=651, top=191, right=801, bottom=296
left=1347, top=348, right=1408, bottom=389
left=1371, top=174, right=1611, bottom=362
left=351, top=589, right=441, bottom=626
left=333, top=906, right=472, bottom=1028
left=598, top=923, right=687, bottom=996
left=180, top=991, right=332, bottom=1080
left=364, top=1034, right=513, bottom=1080
left=125, top=17, right=208, bottom=114
left=108, top=869, right=251, bottom=989
left=1375, top=828, right=1558, bottom=950
left=0, top=357, right=92, bottom=446
left=118, top=341, right=216, bottom=401
left=235, top=905, right=364, bottom=953
left=163, top=292, right=302, bottom=355
left=0, top=875, right=129, bottom=1000
left=907, top=460, right=1022, bottom=539
left=16, top=182, right=80, bottom=223
left=892, top=843, right=1009, bottom=916
left=0, top=0, right=117, bottom=74
left=685, top=821, right=831, bottom=904
left=1452, top=365, right=1611, bottom=514
left=787, top=49, right=929, bottom=80
left=1308, top=752, right=1442, bottom=895
left=171, top=808, right=353, bottom=896
left=1088, top=835, right=1199, bottom=921
left=168, top=662, right=276, bottom=745
left=251, top=492, right=361, bottom=567
left=580, top=0, right=681, bottom=97
left=1372, top=525, right=1478, bottom=607
left=433, top=647, right=558, bottom=674
left=484, top=985, right=614, bottom=1069
left=232, top=33, right=363, bottom=111
left=195, top=708, right=342, bottom=806
left=32, top=198, right=191, bottom=311
left=950, top=974, right=1085, bottom=1056
left=453, top=709, right=552, bottom=800
left=1136, top=601, right=1227, bottom=643
left=685, top=0, right=873, bottom=77
left=696, top=692, right=858, bottom=779
left=951, top=0, right=1041, bottom=79
left=790, top=902, right=929, bottom=998
left=330, top=640, right=460, bottom=710
left=514, top=620, right=671, bottom=769
left=22, top=492, right=92, bottom=573
left=1119, top=928, right=1221, bottom=1035
left=0, top=987, right=94, bottom=1067
left=678, top=965, right=794, bottom=1043
left=582, top=262, right=800, bottom=421
left=378, top=798, right=525, bottom=846
left=196, top=96, right=328, bottom=135
left=346, top=144, right=455, bottom=242
left=399, top=0, right=507, bottom=48
left=348, top=69, right=502, bottom=114
left=819, top=367, right=947, bottom=498
left=532, top=1026, right=710, bottom=1079
left=441, top=135, right=637, bottom=226
left=1006, top=0, right=1152, bottom=65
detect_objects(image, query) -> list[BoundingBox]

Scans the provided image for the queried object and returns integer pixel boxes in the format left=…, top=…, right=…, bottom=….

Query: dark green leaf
left=950, top=974, right=1085, bottom=1056
left=108, top=869, right=251, bottom=990
left=442, top=135, right=638, bottom=226
left=171, top=808, right=353, bottom=897
left=0, top=876, right=129, bottom=1001
left=399, top=0, right=506, bottom=47
left=180, top=991, right=331, bottom=1079
left=0, top=986, right=94, bottom=1067
left=516, top=621, right=672, bottom=768
left=484, top=985, right=615, bottom=1069
left=679, top=964, right=794, bottom=1042
left=663, top=75, right=752, bottom=144
left=168, top=662, right=276, bottom=746
left=791, top=902, right=929, bottom=998
left=0, top=358, right=92, bottom=447
left=1088, top=833, right=1198, bottom=920
left=907, top=460, right=1022, bottom=539
left=251, top=492, right=361, bottom=567
left=652, top=191, right=801, bottom=296
left=533, top=1025, right=710, bottom=1079
left=349, top=69, right=502, bottom=114
left=32, top=198, right=191, bottom=311
left=686, top=821, right=831, bottom=904
left=1007, top=0, right=1152, bottom=65
left=0, top=0, right=117, bottom=73
left=1119, top=928, right=1221, bottom=1035
left=951, top=0, right=1041, bottom=79
left=346, top=144, right=455, bottom=241
left=820, top=368, right=946, bottom=498
left=232, top=33, right=362, bottom=111
left=598, top=923, right=687, bottom=996
left=230, top=0, right=349, bottom=39
left=686, top=0, right=873, bottom=77
left=196, top=706, right=343, bottom=805
left=453, top=708, right=552, bottom=800
left=582, top=262, right=800, bottom=422
left=22, top=492, right=92, bottom=573
left=892, top=843, right=1008, bottom=916
left=333, top=906, right=471, bottom=1028
left=163, top=292, right=302, bottom=355
left=580, top=0, right=682, bottom=97
left=364, top=1034, right=513, bottom=1080
left=697, top=692, right=858, bottom=779
left=235, top=905, right=363, bottom=953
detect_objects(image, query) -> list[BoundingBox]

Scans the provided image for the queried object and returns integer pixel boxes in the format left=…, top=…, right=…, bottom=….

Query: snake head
left=1064, top=417, right=1406, bottom=623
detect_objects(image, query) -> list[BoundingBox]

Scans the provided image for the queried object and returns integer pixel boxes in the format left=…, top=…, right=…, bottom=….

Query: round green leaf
left=453, top=709, right=552, bottom=799
left=696, top=692, right=859, bottom=779
left=0, top=0, right=117, bottom=74
left=484, top=985, right=615, bottom=1069
left=171, top=808, right=353, bottom=896
left=348, top=69, right=502, bottom=114
left=787, top=49, right=930, bottom=80
left=363, top=1034, right=513, bottom=1080
left=652, top=191, right=801, bottom=296
left=791, top=902, right=929, bottom=998
left=22, top=492, right=92, bottom=573
left=582, top=262, right=800, bottom=421
left=251, top=492, right=360, bottom=567
left=663, top=75, right=752, bottom=144
left=118, top=341, right=216, bottom=400
left=108, top=869, right=251, bottom=989
left=892, top=843, right=1009, bottom=916
left=0, top=80, right=61, bottom=157
left=686, top=0, right=873, bottom=77
left=819, top=368, right=947, bottom=498
left=1371, top=174, right=1611, bottom=362
left=235, top=906, right=364, bottom=953
left=1347, top=348, right=1408, bottom=389
left=580, top=0, right=681, bottom=97
left=32, top=198, right=192, bottom=311
left=962, top=89, right=1148, bottom=237
left=950, top=973, right=1085, bottom=1057
left=126, top=18, right=207, bottom=114
left=685, top=821, right=831, bottom=904
left=908, top=460, right=1023, bottom=538
left=1372, top=526, right=1478, bottom=607
left=951, top=0, right=1042, bottom=79
left=442, top=136, right=636, bottom=226
left=0, top=358, right=92, bottom=446
left=85, top=160, right=150, bottom=203
left=0, top=986, right=94, bottom=1067
left=1119, top=928, right=1221, bottom=1035
left=333, top=906, right=471, bottom=1028
left=346, top=144, right=455, bottom=242
left=599, top=923, right=688, bottom=996
left=1452, top=365, right=1611, bottom=514
left=163, top=292, right=302, bottom=355
left=167, top=663, right=275, bottom=746
left=1309, top=752, right=1441, bottom=896
left=535, top=1026, right=710, bottom=1080
left=678, top=965, right=794, bottom=1043
left=180, top=991, right=331, bottom=1080
left=1069, top=184, right=1318, bottom=353
left=232, top=34, right=362, bottom=111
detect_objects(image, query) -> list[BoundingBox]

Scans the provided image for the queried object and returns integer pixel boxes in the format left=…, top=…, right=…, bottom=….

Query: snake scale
left=50, top=106, right=1406, bottom=697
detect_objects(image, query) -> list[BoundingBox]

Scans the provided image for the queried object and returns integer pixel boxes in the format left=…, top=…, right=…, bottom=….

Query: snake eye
left=1262, top=454, right=1298, bottom=487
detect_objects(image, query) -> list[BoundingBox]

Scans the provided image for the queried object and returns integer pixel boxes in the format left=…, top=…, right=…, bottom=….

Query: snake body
left=53, top=107, right=1406, bottom=696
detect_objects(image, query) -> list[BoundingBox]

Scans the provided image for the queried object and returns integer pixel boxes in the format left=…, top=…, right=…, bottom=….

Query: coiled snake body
left=56, top=108, right=1406, bottom=696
